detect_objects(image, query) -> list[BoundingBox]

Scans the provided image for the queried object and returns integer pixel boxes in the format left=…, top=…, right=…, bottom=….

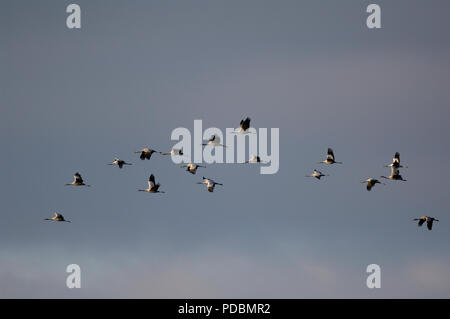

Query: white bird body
left=244, top=155, right=267, bottom=164
left=181, top=163, right=206, bottom=174
left=305, top=169, right=329, bottom=180
left=160, top=148, right=183, bottom=156
left=197, top=177, right=223, bottom=192
left=202, top=135, right=226, bottom=147
left=361, top=178, right=384, bottom=191
left=107, top=157, right=132, bottom=169
left=380, top=166, right=406, bottom=181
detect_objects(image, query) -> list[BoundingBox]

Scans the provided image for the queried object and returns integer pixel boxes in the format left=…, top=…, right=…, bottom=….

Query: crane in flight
left=317, top=148, right=343, bottom=165
left=202, top=134, right=227, bottom=147
left=305, top=169, right=329, bottom=180
left=138, top=174, right=165, bottom=193
left=233, top=117, right=252, bottom=134
left=180, top=163, right=206, bottom=175
left=107, top=157, right=132, bottom=169
left=65, top=173, right=90, bottom=187
left=360, top=178, right=384, bottom=191
left=380, top=167, right=407, bottom=181
left=242, top=155, right=267, bottom=164
left=160, top=148, right=183, bottom=156
left=135, top=148, right=159, bottom=160
left=413, top=216, right=439, bottom=230
left=384, top=152, right=408, bottom=169
left=45, top=212, right=71, bottom=223
left=197, top=177, right=223, bottom=192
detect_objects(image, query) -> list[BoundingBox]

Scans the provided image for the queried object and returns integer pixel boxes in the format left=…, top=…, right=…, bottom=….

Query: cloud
left=0, top=249, right=345, bottom=298
left=405, top=259, right=450, bottom=294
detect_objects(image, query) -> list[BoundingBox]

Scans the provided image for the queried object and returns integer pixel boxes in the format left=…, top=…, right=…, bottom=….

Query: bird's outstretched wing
left=327, top=148, right=335, bottom=161
left=393, top=152, right=400, bottom=164
left=74, top=173, right=83, bottom=183
left=240, top=117, right=251, bottom=131
left=148, top=174, right=156, bottom=188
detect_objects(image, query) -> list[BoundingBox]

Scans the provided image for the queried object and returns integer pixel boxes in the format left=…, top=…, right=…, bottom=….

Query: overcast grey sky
left=1, top=0, right=450, bottom=298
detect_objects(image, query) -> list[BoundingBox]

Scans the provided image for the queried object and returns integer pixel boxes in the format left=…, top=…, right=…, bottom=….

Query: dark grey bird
left=413, top=216, right=439, bottom=230
left=135, top=148, right=159, bottom=160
